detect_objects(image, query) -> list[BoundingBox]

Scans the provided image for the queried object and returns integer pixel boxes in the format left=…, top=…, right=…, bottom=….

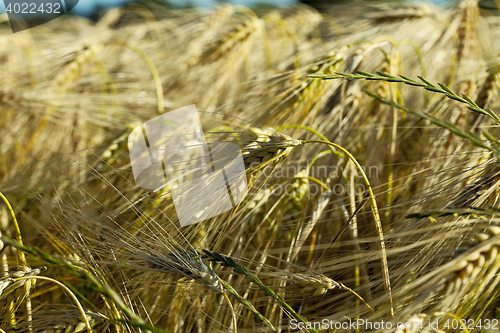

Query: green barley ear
left=217, top=277, right=277, bottom=332
left=146, top=246, right=224, bottom=293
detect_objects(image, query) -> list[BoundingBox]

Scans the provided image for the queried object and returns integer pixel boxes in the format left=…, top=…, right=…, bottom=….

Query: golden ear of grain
left=202, top=19, right=257, bottom=63
left=456, top=0, right=480, bottom=66
left=476, top=68, right=499, bottom=109
left=445, top=226, right=500, bottom=294
left=38, top=313, right=102, bottom=333
left=241, top=127, right=301, bottom=184
left=290, top=272, right=340, bottom=296
left=282, top=170, right=309, bottom=222
left=0, top=266, right=45, bottom=300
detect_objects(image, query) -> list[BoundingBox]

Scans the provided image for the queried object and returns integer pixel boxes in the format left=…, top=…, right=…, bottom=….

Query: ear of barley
left=282, top=169, right=309, bottom=223
left=288, top=272, right=373, bottom=312
left=456, top=0, right=479, bottom=66
left=146, top=247, right=224, bottom=293
left=0, top=266, right=46, bottom=300
left=23, top=309, right=107, bottom=333
left=445, top=226, right=500, bottom=294
left=100, top=233, right=225, bottom=293
left=240, top=127, right=301, bottom=184
left=476, top=67, right=499, bottom=109
left=290, top=272, right=341, bottom=296
left=407, top=224, right=500, bottom=312
left=36, top=314, right=97, bottom=333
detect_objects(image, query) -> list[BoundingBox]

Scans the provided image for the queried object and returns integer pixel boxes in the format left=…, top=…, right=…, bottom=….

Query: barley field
left=1, top=0, right=500, bottom=332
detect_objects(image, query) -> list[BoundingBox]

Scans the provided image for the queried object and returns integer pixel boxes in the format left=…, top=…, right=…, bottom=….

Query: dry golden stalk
left=456, top=0, right=480, bottom=66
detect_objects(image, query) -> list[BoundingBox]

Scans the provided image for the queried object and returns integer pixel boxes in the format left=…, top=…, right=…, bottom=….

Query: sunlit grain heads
left=476, top=68, right=499, bottom=109
left=241, top=127, right=301, bottom=183
left=457, top=0, right=480, bottom=65
left=291, top=273, right=340, bottom=297
left=39, top=315, right=94, bottom=333
left=445, top=226, right=500, bottom=293
left=0, top=266, right=46, bottom=300
left=36, top=311, right=105, bottom=333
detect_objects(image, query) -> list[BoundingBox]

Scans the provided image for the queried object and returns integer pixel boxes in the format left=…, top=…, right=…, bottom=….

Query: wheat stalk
left=217, top=277, right=277, bottom=332
left=362, top=89, right=500, bottom=155
left=0, top=192, right=26, bottom=267
left=0, top=191, right=30, bottom=330
left=307, top=71, right=500, bottom=125
left=300, top=139, right=393, bottom=317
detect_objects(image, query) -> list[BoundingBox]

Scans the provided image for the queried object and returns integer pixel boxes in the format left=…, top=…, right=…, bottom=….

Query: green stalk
left=1, top=236, right=172, bottom=333
left=308, top=71, right=500, bottom=125
left=203, top=250, right=318, bottom=332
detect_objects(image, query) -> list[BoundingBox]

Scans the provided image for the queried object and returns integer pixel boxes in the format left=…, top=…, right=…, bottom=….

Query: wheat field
left=1, top=0, right=500, bottom=332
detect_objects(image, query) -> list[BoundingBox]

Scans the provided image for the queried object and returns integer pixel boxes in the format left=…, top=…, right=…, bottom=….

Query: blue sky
left=0, top=0, right=453, bottom=16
